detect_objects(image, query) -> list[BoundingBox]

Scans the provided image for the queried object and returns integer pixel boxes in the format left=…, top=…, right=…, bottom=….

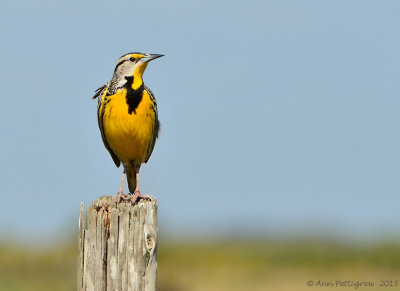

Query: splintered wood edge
left=78, top=202, right=85, bottom=290
left=89, top=195, right=158, bottom=213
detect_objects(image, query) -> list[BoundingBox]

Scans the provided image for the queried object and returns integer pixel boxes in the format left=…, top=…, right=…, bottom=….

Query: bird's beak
left=141, top=54, right=164, bottom=63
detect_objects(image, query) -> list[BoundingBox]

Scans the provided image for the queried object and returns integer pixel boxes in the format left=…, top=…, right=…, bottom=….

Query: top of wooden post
left=87, top=195, right=158, bottom=212
left=78, top=195, right=158, bottom=291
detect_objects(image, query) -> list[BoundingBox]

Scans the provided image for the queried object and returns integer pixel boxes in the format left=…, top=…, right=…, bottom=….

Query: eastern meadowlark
left=93, top=52, right=163, bottom=204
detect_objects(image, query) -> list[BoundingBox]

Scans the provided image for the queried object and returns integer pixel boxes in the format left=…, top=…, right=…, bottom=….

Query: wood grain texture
left=78, top=196, right=158, bottom=291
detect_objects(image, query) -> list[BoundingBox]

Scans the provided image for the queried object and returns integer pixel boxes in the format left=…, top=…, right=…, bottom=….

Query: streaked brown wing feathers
left=95, top=84, right=121, bottom=167
left=144, top=86, right=160, bottom=163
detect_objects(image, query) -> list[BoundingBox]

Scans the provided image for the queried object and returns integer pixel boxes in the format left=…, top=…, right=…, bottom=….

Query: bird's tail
left=126, top=167, right=137, bottom=194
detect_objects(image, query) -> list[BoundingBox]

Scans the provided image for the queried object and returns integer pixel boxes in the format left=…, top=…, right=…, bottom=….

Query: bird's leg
left=114, top=167, right=131, bottom=203
left=131, top=165, right=150, bottom=205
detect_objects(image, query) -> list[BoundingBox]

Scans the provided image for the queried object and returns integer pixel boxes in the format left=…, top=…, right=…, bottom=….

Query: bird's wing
left=93, top=84, right=121, bottom=167
left=144, top=86, right=160, bottom=163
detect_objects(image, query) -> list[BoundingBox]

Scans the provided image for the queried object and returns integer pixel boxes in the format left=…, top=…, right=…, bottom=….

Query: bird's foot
left=114, top=192, right=131, bottom=203
left=131, top=191, right=151, bottom=205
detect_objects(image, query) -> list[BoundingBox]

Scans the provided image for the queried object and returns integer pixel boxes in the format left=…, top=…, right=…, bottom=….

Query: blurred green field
left=1, top=238, right=400, bottom=290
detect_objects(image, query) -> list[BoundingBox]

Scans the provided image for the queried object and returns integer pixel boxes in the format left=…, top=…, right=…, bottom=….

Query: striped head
left=110, top=52, right=164, bottom=91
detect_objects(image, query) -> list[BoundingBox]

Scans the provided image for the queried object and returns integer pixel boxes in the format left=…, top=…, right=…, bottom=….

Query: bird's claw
left=114, top=192, right=131, bottom=203
left=131, top=191, right=151, bottom=205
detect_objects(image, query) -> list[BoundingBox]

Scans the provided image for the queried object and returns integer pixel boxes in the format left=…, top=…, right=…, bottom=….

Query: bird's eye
left=129, top=57, right=136, bottom=62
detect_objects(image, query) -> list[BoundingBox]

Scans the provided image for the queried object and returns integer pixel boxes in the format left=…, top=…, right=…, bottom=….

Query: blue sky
left=1, top=0, right=400, bottom=241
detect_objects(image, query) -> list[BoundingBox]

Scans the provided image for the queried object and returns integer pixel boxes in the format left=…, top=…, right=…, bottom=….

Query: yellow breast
left=102, top=89, right=156, bottom=164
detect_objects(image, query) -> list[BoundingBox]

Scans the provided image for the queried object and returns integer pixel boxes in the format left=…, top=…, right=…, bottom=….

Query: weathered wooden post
left=78, top=196, right=158, bottom=291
